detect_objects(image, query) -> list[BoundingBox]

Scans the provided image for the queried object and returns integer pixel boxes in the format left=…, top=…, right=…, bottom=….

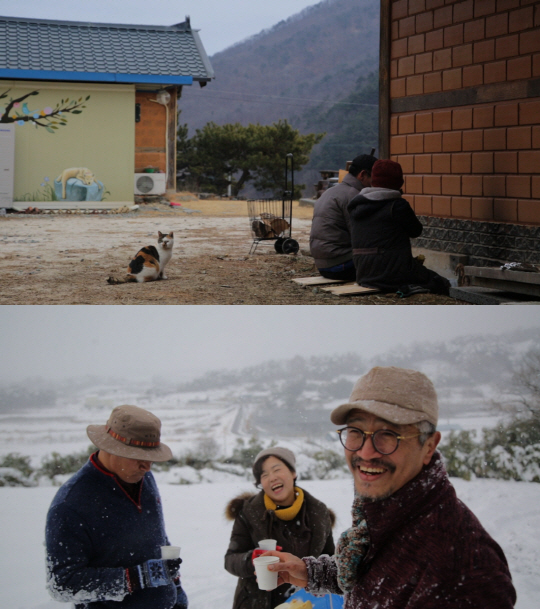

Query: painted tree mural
left=0, top=89, right=90, bottom=133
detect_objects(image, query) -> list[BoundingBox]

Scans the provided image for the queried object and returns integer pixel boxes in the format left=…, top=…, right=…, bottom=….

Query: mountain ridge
left=178, top=0, right=380, bottom=135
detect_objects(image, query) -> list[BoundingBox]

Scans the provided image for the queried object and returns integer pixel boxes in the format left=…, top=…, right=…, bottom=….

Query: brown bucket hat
left=87, top=405, right=172, bottom=462
left=331, top=366, right=438, bottom=427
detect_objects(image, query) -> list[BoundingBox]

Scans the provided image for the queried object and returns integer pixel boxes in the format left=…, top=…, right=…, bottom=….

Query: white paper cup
left=253, top=555, right=280, bottom=590
left=161, top=545, right=181, bottom=560
left=258, top=539, right=277, bottom=551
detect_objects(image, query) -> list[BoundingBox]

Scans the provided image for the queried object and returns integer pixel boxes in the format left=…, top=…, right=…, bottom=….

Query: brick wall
left=388, top=0, right=540, bottom=235
left=135, top=89, right=177, bottom=189
left=135, top=91, right=167, bottom=172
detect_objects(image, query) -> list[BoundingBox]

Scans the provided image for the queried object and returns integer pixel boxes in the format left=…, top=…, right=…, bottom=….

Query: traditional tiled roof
left=0, top=15, right=214, bottom=86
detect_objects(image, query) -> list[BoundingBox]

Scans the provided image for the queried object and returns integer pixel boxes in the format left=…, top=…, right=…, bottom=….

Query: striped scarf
left=335, top=495, right=370, bottom=593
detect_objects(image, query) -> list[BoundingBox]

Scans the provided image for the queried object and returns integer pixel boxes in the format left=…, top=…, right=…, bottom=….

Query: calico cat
left=107, top=231, right=174, bottom=284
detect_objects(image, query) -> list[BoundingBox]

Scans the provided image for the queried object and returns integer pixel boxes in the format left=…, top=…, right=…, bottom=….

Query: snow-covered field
left=1, top=476, right=539, bottom=609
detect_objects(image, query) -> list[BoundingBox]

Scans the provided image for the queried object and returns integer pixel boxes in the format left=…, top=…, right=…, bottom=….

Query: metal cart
left=247, top=153, right=299, bottom=255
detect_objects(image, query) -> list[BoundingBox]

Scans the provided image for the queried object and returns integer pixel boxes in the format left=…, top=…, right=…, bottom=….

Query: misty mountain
left=177, top=0, right=381, bottom=194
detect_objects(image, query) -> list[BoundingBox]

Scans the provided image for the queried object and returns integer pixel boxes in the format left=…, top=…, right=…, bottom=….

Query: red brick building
left=379, top=0, right=540, bottom=266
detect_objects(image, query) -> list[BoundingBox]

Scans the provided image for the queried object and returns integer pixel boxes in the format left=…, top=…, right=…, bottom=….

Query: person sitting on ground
left=224, top=447, right=335, bottom=609
left=310, top=154, right=377, bottom=281
left=263, top=366, right=516, bottom=609
left=347, top=159, right=450, bottom=295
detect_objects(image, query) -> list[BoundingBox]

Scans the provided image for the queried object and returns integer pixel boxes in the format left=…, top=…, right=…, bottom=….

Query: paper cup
left=161, top=545, right=181, bottom=560
left=253, top=555, right=280, bottom=590
left=258, top=539, right=277, bottom=551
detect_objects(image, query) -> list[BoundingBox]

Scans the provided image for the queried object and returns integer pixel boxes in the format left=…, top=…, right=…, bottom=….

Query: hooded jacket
left=225, top=488, right=335, bottom=609
left=309, top=173, right=364, bottom=268
left=45, top=453, right=185, bottom=609
left=303, top=453, right=516, bottom=609
left=347, top=188, right=449, bottom=293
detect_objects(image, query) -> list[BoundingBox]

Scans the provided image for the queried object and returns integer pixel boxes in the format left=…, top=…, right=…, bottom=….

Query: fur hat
left=87, top=405, right=172, bottom=462
left=370, top=160, right=404, bottom=190
left=331, top=366, right=438, bottom=427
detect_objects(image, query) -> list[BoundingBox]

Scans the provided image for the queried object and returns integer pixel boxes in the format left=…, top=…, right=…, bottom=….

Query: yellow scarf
left=264, top=486, right=304, bottom=521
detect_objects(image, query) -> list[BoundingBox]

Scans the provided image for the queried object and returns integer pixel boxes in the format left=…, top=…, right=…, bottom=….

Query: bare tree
left=492, top=349, right=540, bottom=421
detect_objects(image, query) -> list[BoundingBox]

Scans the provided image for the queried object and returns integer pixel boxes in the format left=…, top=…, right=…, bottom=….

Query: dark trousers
left=318, top=259, right=356, bottom=281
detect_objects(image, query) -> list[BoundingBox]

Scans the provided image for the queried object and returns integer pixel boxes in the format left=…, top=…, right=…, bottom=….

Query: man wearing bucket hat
left=265, top=367, right=516, bottom=609
left=45, top=405, right=188, bottom=609
left=347, top=159, right=451, bottom=296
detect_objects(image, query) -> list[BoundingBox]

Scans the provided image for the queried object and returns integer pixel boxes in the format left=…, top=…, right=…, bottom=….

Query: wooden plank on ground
left=292, top=276, right=346, bottom=286
left=320, top=283, right=380, bottom=296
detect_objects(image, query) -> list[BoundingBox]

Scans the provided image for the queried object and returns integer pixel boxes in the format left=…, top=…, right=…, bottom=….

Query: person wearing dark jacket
left=263, top=367, right=517, bottom=609
left=45, top=405, right=188, bottom=609
left=310, top=154, right=377, bottom=280
left=347, top=159, right=450, bottom=295
left=224, top=447, right=335, bottom=609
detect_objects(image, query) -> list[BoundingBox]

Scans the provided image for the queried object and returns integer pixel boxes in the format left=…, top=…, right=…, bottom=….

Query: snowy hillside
left=1, top=327, right=538, bottom=472
left=1, top=328, right=539, bottom=608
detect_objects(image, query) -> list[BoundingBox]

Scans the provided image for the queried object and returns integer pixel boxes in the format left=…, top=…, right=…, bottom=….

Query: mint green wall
left=1, top=81, right=135, bottom=203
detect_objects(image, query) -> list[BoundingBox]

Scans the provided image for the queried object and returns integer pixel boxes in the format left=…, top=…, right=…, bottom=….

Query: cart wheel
left=274, top=238, right=284, bottom=254
left=282, top=238, right=299, bottom=255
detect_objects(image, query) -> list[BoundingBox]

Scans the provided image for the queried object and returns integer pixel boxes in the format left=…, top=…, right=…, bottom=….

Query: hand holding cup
left=263, top=551, right=309, bottom=589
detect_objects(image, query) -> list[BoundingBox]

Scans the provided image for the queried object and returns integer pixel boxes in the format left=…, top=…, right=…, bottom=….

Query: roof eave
left=191, top=29, right=215, bottom=80
left=0, top=69, right=194, bottom=86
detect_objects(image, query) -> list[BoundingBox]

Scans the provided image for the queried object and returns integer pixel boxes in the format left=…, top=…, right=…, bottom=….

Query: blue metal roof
left=0, top=15, right=214, bottom=86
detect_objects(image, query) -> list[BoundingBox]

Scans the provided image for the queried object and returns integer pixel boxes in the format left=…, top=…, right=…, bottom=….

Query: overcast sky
left=0, top=0, right=321, bottom=57
left=2, top=306, right=540, bottom=384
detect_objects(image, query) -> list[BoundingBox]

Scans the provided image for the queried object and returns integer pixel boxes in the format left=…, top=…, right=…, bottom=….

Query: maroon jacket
left=305, top=453, right=516, bottom=609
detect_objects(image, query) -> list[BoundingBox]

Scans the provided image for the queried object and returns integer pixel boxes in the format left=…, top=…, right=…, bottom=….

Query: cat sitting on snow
left=107, top=231, right=174, bottom=284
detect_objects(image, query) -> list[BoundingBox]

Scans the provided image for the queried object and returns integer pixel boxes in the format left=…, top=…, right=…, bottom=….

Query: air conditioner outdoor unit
left=134, top=173, right=166, bottom=195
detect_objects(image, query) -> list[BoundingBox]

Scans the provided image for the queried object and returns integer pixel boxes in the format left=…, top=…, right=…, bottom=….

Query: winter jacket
left=45, top=453, right=186, bottom=609
left=225, top=488, right=335, bottom=609
left=304, top=453, right=516, bottom=609
left=310, top=173, right=364, bottom=268
left=347, top=187, right=450, bottom=294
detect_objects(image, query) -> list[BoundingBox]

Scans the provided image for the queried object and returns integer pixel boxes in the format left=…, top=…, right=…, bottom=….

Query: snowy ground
left=0, top=476, right=538, bottom=609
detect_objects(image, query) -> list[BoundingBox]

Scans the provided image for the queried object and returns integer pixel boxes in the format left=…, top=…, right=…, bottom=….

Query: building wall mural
left=0, top=81, right=135, bottom=204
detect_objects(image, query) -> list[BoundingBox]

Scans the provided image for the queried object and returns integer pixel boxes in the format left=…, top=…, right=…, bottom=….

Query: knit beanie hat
left=370, top=160, right=404, bottom=190
left=252, top=447, right=296, bottom=482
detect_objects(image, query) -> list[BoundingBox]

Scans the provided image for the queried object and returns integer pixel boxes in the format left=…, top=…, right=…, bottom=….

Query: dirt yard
left=0, top=195, right=467, bottom=305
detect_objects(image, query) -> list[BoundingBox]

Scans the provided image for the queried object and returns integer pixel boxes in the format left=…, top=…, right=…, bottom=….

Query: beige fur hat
left=87, top=405, right=172, bottom=462
left=331, top=366, right=438, bottom=427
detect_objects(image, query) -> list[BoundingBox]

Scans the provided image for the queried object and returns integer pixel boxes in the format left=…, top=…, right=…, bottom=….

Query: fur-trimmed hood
left=225, top=491, right=257, bottom=521
left=225, top=489, right=336, bottom=528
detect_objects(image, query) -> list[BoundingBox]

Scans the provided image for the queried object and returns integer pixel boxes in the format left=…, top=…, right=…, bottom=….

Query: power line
left=185, top=88, right=379, bottom=108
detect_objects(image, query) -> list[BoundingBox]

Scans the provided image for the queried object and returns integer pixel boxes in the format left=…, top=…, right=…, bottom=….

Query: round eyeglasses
left=336, top=426, right=420, bottom=456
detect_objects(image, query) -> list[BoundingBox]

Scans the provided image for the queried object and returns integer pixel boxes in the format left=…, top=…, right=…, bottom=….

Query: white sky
left=2, top=306, right=540, bottom=383
left=0, top=0, right=322, bottom=57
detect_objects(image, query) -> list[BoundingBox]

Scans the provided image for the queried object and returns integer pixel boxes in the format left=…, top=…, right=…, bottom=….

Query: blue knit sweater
left=45, top=453, right=184, bottom=609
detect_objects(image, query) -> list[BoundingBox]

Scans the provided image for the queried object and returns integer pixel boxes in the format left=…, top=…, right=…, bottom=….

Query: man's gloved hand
left=127, top=557, right=182, bottom=592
